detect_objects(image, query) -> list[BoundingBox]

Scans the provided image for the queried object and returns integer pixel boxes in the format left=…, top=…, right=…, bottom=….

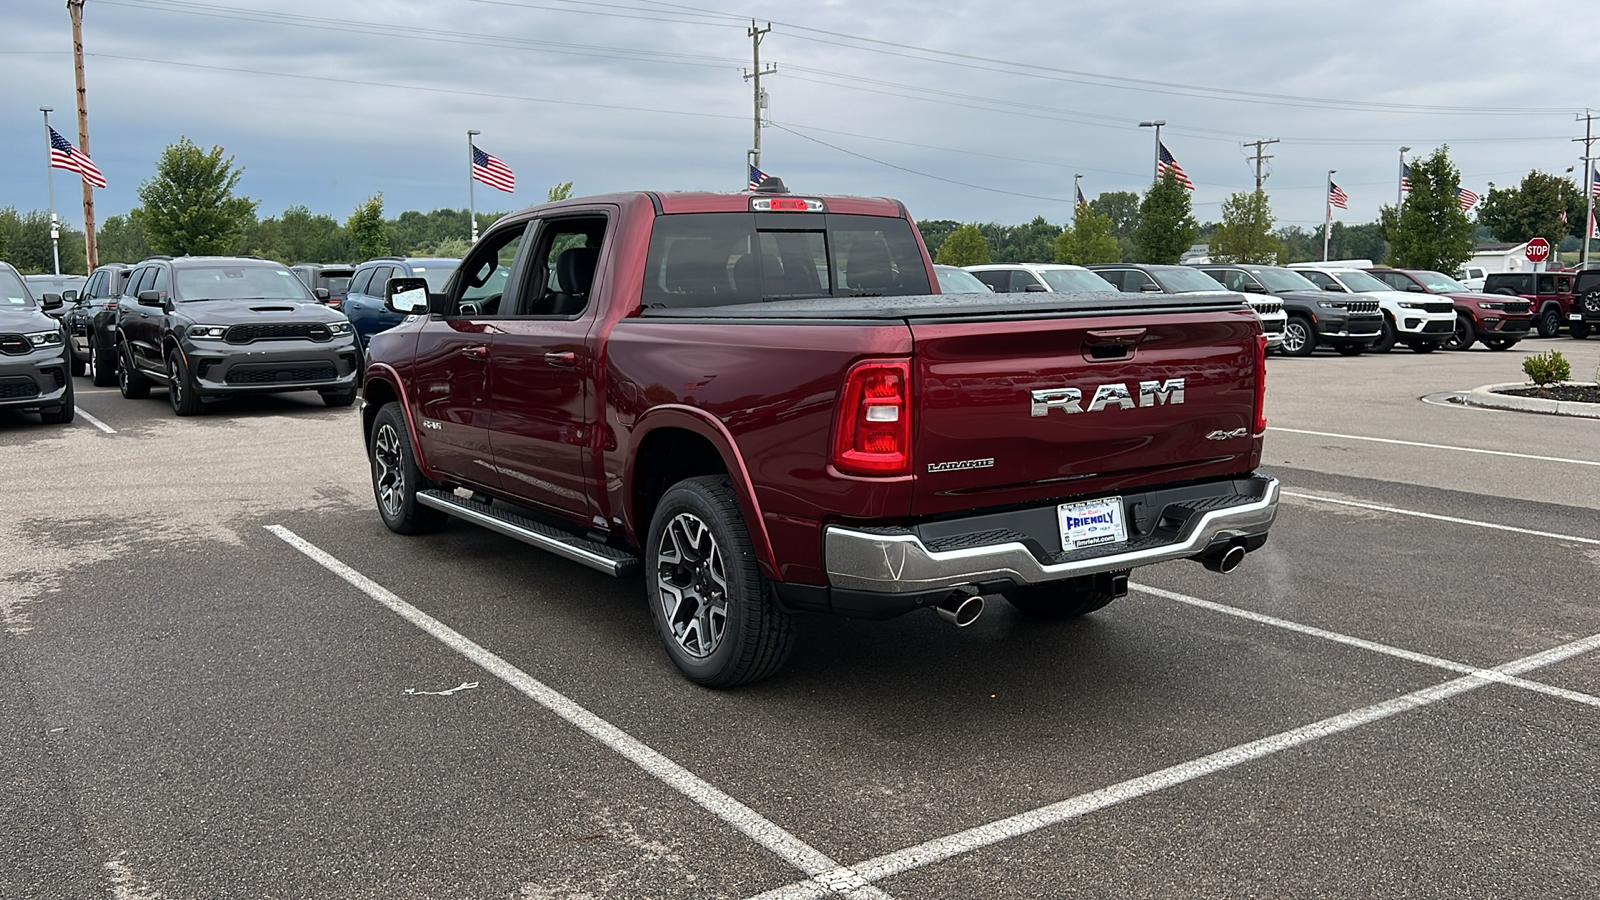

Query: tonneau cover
left=638, top=290, right=1251, bottom=321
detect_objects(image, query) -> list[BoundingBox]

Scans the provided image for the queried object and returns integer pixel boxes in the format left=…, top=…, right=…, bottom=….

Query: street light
left=1139, top=120, right=1166, bottom=184
left=1324, top=169, right=1336, bottom=262
left=1398, top=146, right=1411, bottom=206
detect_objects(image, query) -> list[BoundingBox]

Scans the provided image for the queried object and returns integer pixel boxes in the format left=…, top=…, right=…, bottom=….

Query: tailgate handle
left=1083, top=327, right=1146, bottom=361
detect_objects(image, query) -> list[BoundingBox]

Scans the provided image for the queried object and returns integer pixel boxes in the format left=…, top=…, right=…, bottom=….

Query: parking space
left=3, top=341, right=1598, bottom=898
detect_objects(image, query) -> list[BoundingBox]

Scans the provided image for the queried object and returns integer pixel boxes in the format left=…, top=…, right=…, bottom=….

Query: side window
left=1377, top=272, right=1407, bottom=291
left=971, top=271, right=1007, bottom=293
left=1299, top=271, right=1334, bottom=290
left=83, top=272, right=104, bottom=299
left=130, top=267, right=156, bottom=297
left=452, top=223, right=530, bottom=316
left=366, top=267, right=394, bottom=298
left=1008, top=271, right=1038, bottom=292
left=515, top=214, right=609, bottom=317
left=150, top=266, right=170, bottom=300
left=1537, top=275, right=1555, bottom=294
left=348, top=268, right=376, bottom=297
left=1095, top=270, right=1124, bottom=290
left=1123, top=271, right=1157, bottom=292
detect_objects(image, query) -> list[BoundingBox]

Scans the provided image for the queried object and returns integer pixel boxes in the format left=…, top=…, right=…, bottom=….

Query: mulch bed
left=1494, top=384, right=1600, bottom=403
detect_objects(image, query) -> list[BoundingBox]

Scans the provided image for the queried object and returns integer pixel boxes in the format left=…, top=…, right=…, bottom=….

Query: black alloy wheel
left=89, top=335, right=117, bottom=387
left=38, top=376, right=75, bottom=425
left=1536, top=309, right=1561, bottom=338
left=117, top=341, right=151, bottom=399
left=1369, top=316, right=1396, bottom=353
left=1446, top=314, right=1476, bottom=351
left=167, top=350, right=203, bottom=416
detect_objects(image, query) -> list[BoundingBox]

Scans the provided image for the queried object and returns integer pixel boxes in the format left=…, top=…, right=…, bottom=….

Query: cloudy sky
left=5, top=0, right=1599, bottom=236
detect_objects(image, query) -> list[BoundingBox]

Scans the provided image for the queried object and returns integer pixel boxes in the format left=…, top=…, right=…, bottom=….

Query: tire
left=117, top=340, right=151, bottom=399
left=1572, top=320, right=1590, bottom=340
left=1005, top=571, right=1126, bottom=620
left=1483, top=339, right=1517, bottom=351
left=1369, top=316, right=1396, bottom=353
left=70, top=354, right=87, bottom=377
left=321, top=388, right=357, bottom=408
left=1410, top=341, right=1439, bottom=354
left=38, top=376, right=75, bottom=425
left=1536, top=308, right=1561, bottom=338
left=89, top=334, right=117, bottom=387
left=1335, top=343, right=1364, bottom=357
left=1280, top=315, right=1316, bottom=357
left=1446, top=314, right=1476, bottom=351
left=167, top=349, right=203, bottom=416
left=369, top=403, right=449, bottom=535
left=646, top=476, right=794, bottom=688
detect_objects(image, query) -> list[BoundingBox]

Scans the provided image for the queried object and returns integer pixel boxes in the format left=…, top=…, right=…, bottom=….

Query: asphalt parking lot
left=4, top=337, right=1598, bottom=900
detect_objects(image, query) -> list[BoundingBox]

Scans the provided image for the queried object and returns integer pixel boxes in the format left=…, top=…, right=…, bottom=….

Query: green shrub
left=1522, top=349, right=1571, bottom=388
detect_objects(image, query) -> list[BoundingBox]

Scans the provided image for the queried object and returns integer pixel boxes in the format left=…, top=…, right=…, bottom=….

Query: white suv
left=964, top=263, right=1119, bottom=294
left=1289, top=265, right=1456, bottom=353
left=1090, top=263, right=1287, bottom=351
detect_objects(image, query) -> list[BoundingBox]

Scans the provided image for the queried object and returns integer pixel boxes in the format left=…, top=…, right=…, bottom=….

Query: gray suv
left=114, top=256, right=360, bottom=416
left=0, top=262, right=74, bottom=424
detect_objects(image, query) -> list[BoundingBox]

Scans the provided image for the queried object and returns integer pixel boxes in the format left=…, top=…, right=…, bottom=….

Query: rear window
left=640, top=212, right=931, bottom=309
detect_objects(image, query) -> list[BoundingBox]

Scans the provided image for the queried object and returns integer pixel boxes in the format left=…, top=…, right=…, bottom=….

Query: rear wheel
left=369, top=403, right=449, bottom=535
left=89, top=334, right=117, bottom=387
left=1536, top=309, right=1561, bottom=338
left=646, top=476, right=794, bottom=687
left=1005, top=572, right=1127, bottom=620
left=1446, top=314, right=1476, bottom=351
left=1572, top=320, right=1590, bottom=339
left=1280, top=316, right=1316, bottom=357
left=117, top=340, right=151, bottom=399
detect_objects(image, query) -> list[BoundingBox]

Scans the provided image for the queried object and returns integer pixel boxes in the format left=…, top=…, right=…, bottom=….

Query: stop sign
left=1525, top=238, right=1551, bottom=262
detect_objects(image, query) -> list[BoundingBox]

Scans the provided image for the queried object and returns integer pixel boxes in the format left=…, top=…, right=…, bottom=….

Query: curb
left=1463, top=382, right=1600, bottom=419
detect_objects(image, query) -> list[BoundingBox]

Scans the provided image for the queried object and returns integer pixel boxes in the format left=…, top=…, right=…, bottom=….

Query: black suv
left=1194, top=264, right=1383, bottom=357
left=114, top=256, right=360, bottom=416
left=290, top=263, right=356, bottom=311
left=1567, top=268, right=1600, bottom=339
left=65, top=263, right=132, bottom=385
left=0, top=262, right=74, bottom=424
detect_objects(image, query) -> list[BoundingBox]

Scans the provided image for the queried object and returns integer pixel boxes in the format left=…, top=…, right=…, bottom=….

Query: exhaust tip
left=1202, top=543, right=1248, bottom=574
left=935, top=591, right=984, bottom=627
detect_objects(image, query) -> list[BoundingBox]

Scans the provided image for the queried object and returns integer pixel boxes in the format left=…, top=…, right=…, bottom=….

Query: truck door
left=485, top=211, right=611, bottom=522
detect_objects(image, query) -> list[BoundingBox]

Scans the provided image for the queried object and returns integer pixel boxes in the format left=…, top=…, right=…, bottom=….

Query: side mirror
left=1406, top=283, right=1426, bottom=293
left=1023, top=283, right=1050, bottom=292
left=41, top=292, right=64, bottom=311
left=138, top=290, right=163, bottom=307
left=385, top=276, right=431, bottom=314
left=1240, top=282, right=1267, bottom=293
left=62, top=289, right=78, bottom=302
left=314, top=287, right=331, bottom=301
left=1323, top=284, right=1345, bottom=292
left=1140, top=283, right=1163, bottom=293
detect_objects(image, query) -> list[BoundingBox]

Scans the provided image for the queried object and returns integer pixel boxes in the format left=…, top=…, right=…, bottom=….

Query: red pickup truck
left=360, top=186, right=1279, bottom=686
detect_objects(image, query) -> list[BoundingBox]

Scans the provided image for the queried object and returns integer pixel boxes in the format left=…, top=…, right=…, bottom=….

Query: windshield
left=1413, top=270, right=1469, bottom=293
left=174, top=266, right=314, bottom=301
left=0, top=271, right=35, bottom=308
left=1039, top=268, right=1117, bottom=292
left=411, top=265, right=457, bottom=293
left=1155, top=268, right=1232, bottom=293
left=935, top=266, right=992, bottom=293
left=1331, top=270, right=1392, bottom=293
left=1253, top=268, right=1321, bottom=293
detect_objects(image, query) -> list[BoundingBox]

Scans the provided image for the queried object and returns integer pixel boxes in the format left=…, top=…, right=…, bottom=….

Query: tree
left=547, top=181, right=574, bottom=202
left=0, top=208, right=87, bottom=274
left=256, top=205, right=347, bottom=263
left=1089, top=190, right=1142, bottom=241
left=97, top=214, right=152, bottom=264
left=934, top=224, right=991, bottom=266
left=915, top=219, right=961, bottom=260
left=347, top=193, right=391, bottom=260
left=1210, top=190, right=1284, bottom=264
left=1477, top=170, right=1577, bottom=248
left=131, top=137, right=258, bottom=256
left=1380, top=146, right=1475, bottom=272
left=975, top=216, right=1061, bottom=262
left=1133, top=171, right=1199, bottom=264
left=1054, top=205, right=1121, bottom=265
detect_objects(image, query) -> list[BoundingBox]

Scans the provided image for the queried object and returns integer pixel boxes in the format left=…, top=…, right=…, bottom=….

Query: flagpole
left=1586, top=156, right=1596, bottom=269
left=1397, top=146, right=1409, bottom=207
left=1323, top=169, right=1335, bottom=262
left=1139, top=121, right=1165, bottom=184
left=41, top=107, right=61, bottom=276
left=467, top=129, right=480, bottom=243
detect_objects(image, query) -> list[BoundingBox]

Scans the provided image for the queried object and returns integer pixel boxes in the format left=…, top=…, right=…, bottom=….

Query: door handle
left=460, top=344, right=489, bottom=360
left=544, top=351, right=577, bottom=367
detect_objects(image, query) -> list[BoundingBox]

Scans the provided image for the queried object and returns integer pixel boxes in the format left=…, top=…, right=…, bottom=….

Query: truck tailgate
left=909, top=307, right=1261, bottom=517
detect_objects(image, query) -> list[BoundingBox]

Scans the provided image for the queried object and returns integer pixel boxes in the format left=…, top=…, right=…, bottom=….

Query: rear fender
left=627, top=404, right=778, bottom=579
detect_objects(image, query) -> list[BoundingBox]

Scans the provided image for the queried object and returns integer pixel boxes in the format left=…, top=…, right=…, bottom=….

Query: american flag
left=1400, top=163, right=1411, bottom=194
left=49, top=126, right=105, bottom=188
left=1591, top=167, right=1600, bottom=197
left=1328, top=179, right=1348, bottom=210
left=1157, top=142, right=1194, bottom=190
left=1075, top=182, right=1087, bottom=208
left=1455, top=186, right=1479, bottom=212
left=748, top=164, right=768, bottom=191
left=471, top=145, right=515, bottom=193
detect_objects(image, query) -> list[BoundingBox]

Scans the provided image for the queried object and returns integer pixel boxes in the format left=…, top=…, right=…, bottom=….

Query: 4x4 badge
left=1206, top=427, right=1248, bottom=441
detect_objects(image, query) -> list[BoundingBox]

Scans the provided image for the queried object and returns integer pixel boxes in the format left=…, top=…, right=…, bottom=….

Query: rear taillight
left=831, top=359, right=912, bottom=476
left=1252, top=333, right=1268, bottom=435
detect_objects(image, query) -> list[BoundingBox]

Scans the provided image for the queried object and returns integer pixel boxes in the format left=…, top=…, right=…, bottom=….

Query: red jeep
left=1366, top=268, right=1533, bottom=350
left=1482, top=271, right=1574, bottom=338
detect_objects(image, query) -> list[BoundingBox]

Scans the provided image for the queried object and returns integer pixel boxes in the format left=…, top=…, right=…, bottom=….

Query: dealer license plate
left=1057, top=496, right=1127, bottom=552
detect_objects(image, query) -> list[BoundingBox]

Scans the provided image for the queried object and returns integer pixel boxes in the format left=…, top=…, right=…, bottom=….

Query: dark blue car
left=342, top=257, right=459, bottom=350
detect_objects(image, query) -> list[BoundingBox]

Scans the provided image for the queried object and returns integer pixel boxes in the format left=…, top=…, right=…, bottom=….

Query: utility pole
left=67, top=0, right=97, bottom=271
left=741, top=20, right=775, bottom=176
left=1576, top=110, right=1597, bottom=268
left=1243, top=138, right=1279, bottom=192
left=41, top=108, right=61, bottom=276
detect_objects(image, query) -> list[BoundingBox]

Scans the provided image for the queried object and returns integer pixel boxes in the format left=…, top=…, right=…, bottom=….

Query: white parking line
left=745, top=627, right=1600, bottom=900
left=1282, top=491, right=1600, bottom=547
left=1131, top=583, right=1600, bottom=710
left=76, top=408, right=116, bottom=434
left=264, top=525, right=894, bottom=900
left=1269, top=427, right=1600, bottom=467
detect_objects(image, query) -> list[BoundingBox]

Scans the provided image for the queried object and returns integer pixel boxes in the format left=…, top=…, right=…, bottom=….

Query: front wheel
left=646, top=476, right=794, bottom=688
left=1280, top=316, right=1316, bottom=357
left=369, top=403, right=449, bottom=535
left=1369, top=317, right=1396, bottom=353
left=1445, top=314, right=1476, bottom=351
left=89, top=335, right=117, bottom=387
left=167, top=350, right=203, bottom=416
left=39, top=377, right=75, bottom=425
